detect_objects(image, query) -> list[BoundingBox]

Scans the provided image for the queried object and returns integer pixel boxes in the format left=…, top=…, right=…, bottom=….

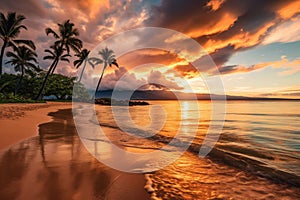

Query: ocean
left=93, top=100, right=300, bottom=199
left=0, top=100, right=299, bottom=199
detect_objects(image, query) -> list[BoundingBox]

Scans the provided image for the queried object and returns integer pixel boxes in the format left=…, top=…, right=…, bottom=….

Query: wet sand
left=0, top=104, right=150, bottom=199
left=0, top=102, right=72, bottom=151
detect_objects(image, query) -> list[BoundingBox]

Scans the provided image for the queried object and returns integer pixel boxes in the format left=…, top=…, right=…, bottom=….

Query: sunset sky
left=1, top=0, right=300, bottom=98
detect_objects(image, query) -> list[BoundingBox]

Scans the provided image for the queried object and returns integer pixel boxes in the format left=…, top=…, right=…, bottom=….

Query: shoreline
left=0, top=103, right=150, bottom=199
left=0, top=102, right=72, bottom=151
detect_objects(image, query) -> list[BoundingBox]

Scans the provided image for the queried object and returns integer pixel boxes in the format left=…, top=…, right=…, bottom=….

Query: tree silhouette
left=5, top=46, right=38, bottom=95
left=89, top=47, right=119, bottom=98
left=36, top=20, right=82, bottom=100
left=44, top=44, right=71, bottom=75
left=0, top=12, right=35, bottom=79
left=74, top=48, right=90, bottom=82
left=35, top=44, right=71, bottom=100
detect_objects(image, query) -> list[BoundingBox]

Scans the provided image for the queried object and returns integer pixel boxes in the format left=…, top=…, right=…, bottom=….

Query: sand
left=0, top=102, right=72, bottom=151
left=0, top=102, right=150, bottom=199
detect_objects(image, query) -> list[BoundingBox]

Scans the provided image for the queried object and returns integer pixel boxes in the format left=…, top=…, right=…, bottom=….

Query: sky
left=1, top=0, right=300, bottom=98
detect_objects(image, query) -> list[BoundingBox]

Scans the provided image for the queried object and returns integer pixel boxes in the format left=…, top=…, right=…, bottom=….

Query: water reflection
left=0, top=109, right=148, bottom=200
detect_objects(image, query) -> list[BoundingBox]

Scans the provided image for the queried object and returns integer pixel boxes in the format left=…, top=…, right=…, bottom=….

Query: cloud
left=117, top=49, right=184, bottom=70
left=0, top=0, right=47, bottom=18
left=55, top=64, right=78, bottom=77
left=97, top=67, right=184, bottom=91
left=147, top=0, right=300, bottom=68
left=218, top=64, right=265, bottom=75
left=218, top=57, right=300, bottom=76
left=1, top=0, right=300, bottom=80
left=263, top=16, right=300, bottom=45
left=148, top=70, right=183, bottom=90
left=277, top=1, right=300, bottom=19
left=171, top=64, right=199, bottom=79
left=0, top=0, right=153, bottom=75
left=206, top=0, right=226, bottom=12
left=100, top=67, right=146, bottom=90
left=259, top=85, right=300, bottom=98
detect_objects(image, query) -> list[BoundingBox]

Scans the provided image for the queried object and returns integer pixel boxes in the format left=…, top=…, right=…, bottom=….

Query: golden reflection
left=0, top=108, right=149, bottom=199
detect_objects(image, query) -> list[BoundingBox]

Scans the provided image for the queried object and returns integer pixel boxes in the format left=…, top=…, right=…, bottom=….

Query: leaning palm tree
left=74, top=48, right=90, bottom=82
left=5, top=46, right=38, bottom=95
left=89, top=47, right=119, bottom=97
left=0, top=12, right=36, bottom=78
left=36, top=44, right=71, bottom=100
left=46, top=20, right=82, bottom=54
left=35, top=20, right=82, bottom=100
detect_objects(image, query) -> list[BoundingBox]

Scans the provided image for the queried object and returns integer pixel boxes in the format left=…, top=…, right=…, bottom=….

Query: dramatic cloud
left=2, top=0, right=300, bottom=74
left=100, top=67, right=146, bottom=90
left=206, top=0, right=226, bottom=12
left=0, top=0, right=152, bottom=72
left=218, top=64, right=265, bottom=75
left=147, top=0, right=300, bottom=68
left=263, top=16, right=300, bottom=45
left=0, top=0, right=47, bottom=18
left=117, top=49, right=184, bottom=70
left=172, top=64, right=199, bottom=79
left=148, top=70, right=183, bottom=90
left=219, top=57, right=300, bottom=76
left=1, top=0, right=300, bottom=96
left=98, top=67, right=183, bottom=91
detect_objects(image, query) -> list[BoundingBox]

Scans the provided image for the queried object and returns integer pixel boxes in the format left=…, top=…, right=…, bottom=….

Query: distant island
left=95, top=98, right=149, bottom=106
left=95, top=90, right=300, bottom=101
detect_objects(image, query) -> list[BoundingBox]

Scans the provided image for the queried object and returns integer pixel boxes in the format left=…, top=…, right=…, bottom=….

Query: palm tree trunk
left=78, top=60, right=87, bottom=82
left=35, top=59, right=58, bottom=100
left=50, top=63, right=56, bottom=75
left=0, top=40, right=8, bottom=79
left=14, top=66, right=24, bottom=96
left=94, top=63, right=107, bottom=98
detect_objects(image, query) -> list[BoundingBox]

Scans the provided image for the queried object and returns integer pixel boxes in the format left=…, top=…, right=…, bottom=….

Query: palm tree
left=36, top=44, right=71, bottom=100
left=74, top=48, right=90, bottom=82
left=35, top=20, right=82, bottom=100
left=89, top=47, right=119, bottom=97
left=44, top=44, right=71, bottom=74
left=0, top=12, right=36, bottom=78
left=5, top=46, right=38, bottom=95
left=46, top=20, right=82, bottom=54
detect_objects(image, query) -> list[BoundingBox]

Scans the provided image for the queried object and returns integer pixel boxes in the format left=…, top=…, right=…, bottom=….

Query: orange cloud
left=206, top=0, right=226, bottom=11
left=187, top=12, right=237, bottom=38
left=219, top=57, right=300, bottom=76
left=277, top=1, right=300, bottom=19
left=172, top=63, right=200, bottom=79
left=204, top=21, right=275, bottom=53
left=117, top=49, right=185, bottom=70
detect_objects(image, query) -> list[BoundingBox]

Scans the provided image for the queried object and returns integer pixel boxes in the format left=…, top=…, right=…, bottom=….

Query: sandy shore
left=0, top=102, right=72, bottom=151
left=0, top=102, right=150, bottom=199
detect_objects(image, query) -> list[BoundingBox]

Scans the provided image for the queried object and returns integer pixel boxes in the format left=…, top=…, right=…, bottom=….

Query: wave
left=227, top=113, right=300, bottom=118
left=97, top=122, right=300, bottom=187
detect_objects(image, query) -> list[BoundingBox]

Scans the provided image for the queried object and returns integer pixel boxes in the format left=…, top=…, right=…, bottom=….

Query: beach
left=0, top=100, right=300, bottom=199
left=0, top=102, right=72, bottom=150
left=0, top=102, right=150, bottom=199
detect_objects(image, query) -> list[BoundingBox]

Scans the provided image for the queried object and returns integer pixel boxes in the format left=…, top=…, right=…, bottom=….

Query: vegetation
left=0, top=12, right=35, bottom=79
left=5, top=45, right=39, bottom=96
left=35, top=20, right=82, bottom=100
left=89, top=47, right=119, bottom=97
left=0, top=11, right=119, bottom=104
left=74, top=48, right=90, bottom=82
left=0, top=72, right=90, bottom=103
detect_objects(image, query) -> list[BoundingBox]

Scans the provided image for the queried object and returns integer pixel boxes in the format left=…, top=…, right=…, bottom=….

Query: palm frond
left=43, top=55, right=54, bottom=60
left=12, top=39, right=36, bottom=50
left=45, top=27, right=59, bottom=38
